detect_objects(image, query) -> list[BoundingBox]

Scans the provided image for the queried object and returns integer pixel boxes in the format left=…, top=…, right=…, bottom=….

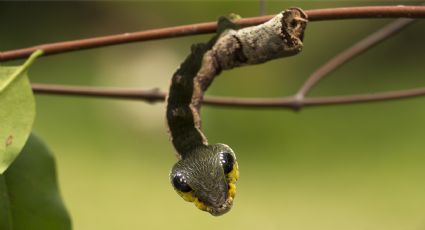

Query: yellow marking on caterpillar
left=227, top=162, right=239, bottom=199
left=176, top=190, right=208, bottom=211
left=177, top=190, right=196, bottom=202
left=194, top=198, right=208, bottom=211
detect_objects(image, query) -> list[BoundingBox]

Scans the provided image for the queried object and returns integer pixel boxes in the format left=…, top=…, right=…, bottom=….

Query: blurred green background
left=1, top=1, right=425, bottom=229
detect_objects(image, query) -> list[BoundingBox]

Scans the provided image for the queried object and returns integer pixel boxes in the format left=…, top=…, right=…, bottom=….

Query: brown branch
left=295, top=17, right=416, bottom=99
left=31, top=84, right=425, bottom=110
left=1, top=5, right=425, bottom=62
left=31, top=83, right=165, bottom=103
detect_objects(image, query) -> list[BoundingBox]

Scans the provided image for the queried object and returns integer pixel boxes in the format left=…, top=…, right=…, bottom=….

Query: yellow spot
left=176, top=190, right=208, bottom=212
left=193, top=197, right=208, bottom=211
left=227, top=162, right=239, bottom=199
left=177, top=190, right=196, bottom=202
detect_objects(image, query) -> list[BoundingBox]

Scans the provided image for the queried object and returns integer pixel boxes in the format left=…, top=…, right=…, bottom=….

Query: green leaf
left=0, top=134, right=72, bottom=230
left=0, top=50, right=43, bottom=173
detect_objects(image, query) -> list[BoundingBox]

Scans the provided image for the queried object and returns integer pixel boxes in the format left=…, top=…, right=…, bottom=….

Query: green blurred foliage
left=1, top=1, right=425, bottom=230
left=1, top=134, right=71, bottom=230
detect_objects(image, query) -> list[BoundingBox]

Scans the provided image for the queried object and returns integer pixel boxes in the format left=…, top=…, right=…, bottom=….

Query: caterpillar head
left=170, top=144, right=239, bottom=216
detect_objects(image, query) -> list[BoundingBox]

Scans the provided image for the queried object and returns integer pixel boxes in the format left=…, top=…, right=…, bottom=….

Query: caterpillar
left=166, top=8, right=307, bottom=216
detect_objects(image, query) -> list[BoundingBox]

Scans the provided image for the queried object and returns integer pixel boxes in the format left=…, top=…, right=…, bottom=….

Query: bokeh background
left=1, top=1, right=425, bottom=229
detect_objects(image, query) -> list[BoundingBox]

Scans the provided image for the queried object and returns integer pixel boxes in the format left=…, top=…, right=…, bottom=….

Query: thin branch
left=202, top=87, right=425, bottom=108
left=1, top=5, right=425, bottom=62
left=31, top=83, right=425, bottom=110
left=296, top=17, right=416, bottom=99
left=306, top=5, right=425, bottom=21
left=31, top=83, right=165, bottom=103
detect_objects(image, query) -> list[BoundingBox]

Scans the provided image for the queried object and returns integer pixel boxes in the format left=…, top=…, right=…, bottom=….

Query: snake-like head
left=170, top=143, right=239, bottom=216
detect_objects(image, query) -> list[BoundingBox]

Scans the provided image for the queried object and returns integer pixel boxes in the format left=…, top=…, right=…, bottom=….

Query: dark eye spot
left=219, top=152, right=235, bottom=174
left=172, top=173, right=192, bottom=192
left=290, top=19, right=298, bottom=28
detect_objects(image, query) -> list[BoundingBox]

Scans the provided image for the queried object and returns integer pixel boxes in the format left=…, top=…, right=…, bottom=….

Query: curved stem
left=296, top=17, right=416, bottom=99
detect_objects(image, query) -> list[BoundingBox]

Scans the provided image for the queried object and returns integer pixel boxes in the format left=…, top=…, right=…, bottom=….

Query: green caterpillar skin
left=166, top=8, right=307, bottom=216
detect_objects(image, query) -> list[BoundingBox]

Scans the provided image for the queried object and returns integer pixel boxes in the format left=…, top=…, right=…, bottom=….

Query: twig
left=295, top=17, right=416, bottom=99
left=31, top=83, right=165, bottom=103
left=1, top=5, right=425, bottom=62
left=31, top=84, right=425, bottom=110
